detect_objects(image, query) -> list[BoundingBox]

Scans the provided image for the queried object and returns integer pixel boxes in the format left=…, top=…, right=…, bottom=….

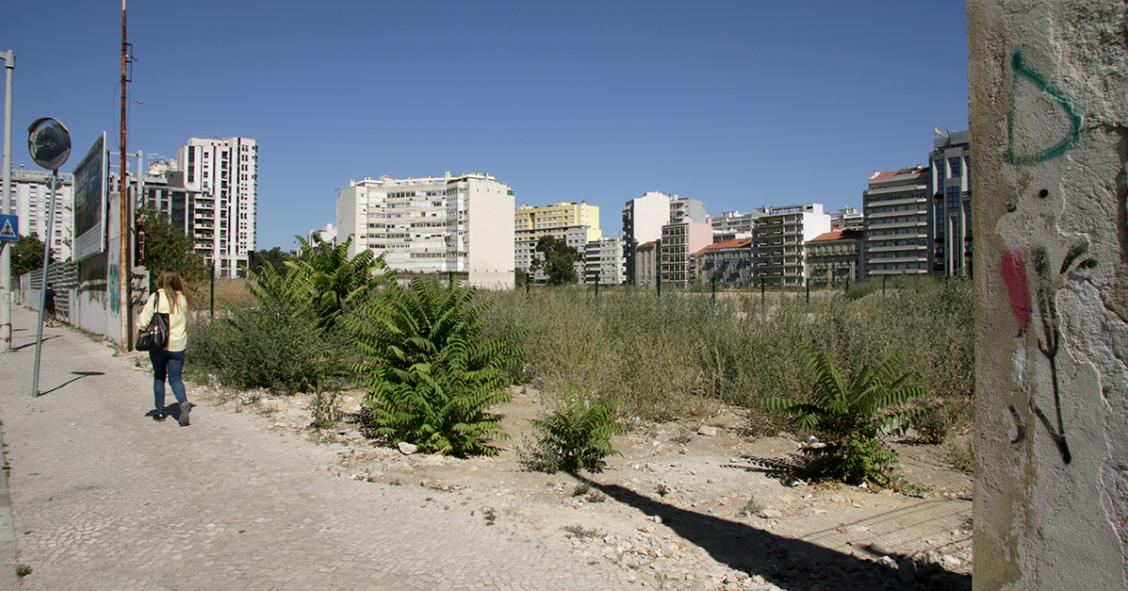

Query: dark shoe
left=177, top=402, right=191, bottom=426
left=146, top=409, right=166, bottom=421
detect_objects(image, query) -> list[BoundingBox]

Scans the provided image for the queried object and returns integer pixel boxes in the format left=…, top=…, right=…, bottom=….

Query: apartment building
left=307, top=223, right=337, bottom=245
left=862, top=166, right=931, bottom=277
left=635, top=240, right=658, bottom=288
left=660, top=217, right=713, bottom=288
left=691, top=238, right=753, bottom=287
left=711, top=209, right=766, bottom=242
left=930, top=131, right=972, bottom=277
left=806, top=229, right=864, bottom=285
left=514, top=201, right=600, bottom=282
left=137, top=161, right=206, bottom=248
left=621, top=192, right=671, bottom=284
left=335, top=172, right=515, bottom=289
left=831, top=207, right=865, bottom=231
left=669, top=195, right=708, bottom=224
left=8, top=167, right=74, bottom=261
left=751, top=204, right=831, bottom=287
left=178, top=137, right=258, bottom=278
left=584, top=237, right=625, bottom=285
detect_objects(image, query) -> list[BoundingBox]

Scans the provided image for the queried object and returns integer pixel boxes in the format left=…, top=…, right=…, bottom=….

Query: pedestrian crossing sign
left=0, top=214, right=17, bottom=242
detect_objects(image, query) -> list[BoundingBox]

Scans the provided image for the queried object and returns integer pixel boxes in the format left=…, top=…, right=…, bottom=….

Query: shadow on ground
left=13, top=335, right=56, bottom=352
left=582, top=479, right=971, bottom=591
left=37, top=371, right=105, bottom=397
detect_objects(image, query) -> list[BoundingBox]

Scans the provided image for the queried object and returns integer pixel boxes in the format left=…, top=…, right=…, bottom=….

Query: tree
left=136, top=207, right=207, bottom=287
left=10, top=235, right=50, bottom=277
left=534, top=236, right=581, bottom=285
left=249, top=246, right=292, bottom=276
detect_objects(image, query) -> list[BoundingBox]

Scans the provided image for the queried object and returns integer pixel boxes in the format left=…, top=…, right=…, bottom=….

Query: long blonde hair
left=155, top=269, right=186, bottom=314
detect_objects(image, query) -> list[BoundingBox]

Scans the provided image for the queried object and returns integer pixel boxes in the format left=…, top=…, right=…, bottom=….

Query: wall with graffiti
left=970, top=1, right=1128, bottom=589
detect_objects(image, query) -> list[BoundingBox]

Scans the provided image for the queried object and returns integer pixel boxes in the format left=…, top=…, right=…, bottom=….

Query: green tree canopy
left=534, top=235, right=581, bottom=285
left=136, top=207, right=207, bottom=288
left=10, top=235, right=50, bottom=277
left=249, top=246, right=292, bottom=276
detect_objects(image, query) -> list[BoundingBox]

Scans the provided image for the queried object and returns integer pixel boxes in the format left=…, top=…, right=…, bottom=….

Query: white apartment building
left=621, top=191, right=671, bottom=284
left=336, top=172, right=515, bottom=289
left=8, top=168, right=75, bottom=261
left=307, top=223, right=337, bottom=245
left=584, top=237, right=625, bottom=285
left=178, top=137, right=258, bottom=278
left=751, top=203, right=832, bottom=287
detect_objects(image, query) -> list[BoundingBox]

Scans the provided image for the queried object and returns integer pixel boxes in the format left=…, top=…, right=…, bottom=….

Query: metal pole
left=806, top=279, right=810, bottom=305
left=31, top=172, right=57, bottom=396
left=594, top=270, right=600, bottom=297
left=711, top=274, right=716, bottom=305
left=655, top=239, right=661, bottom=299
left=882, top=275, right=887, bottom=296
left=209, top=265, right=215, bottom=319
left=760, top=277, right=765, bottom=309
left=118, top=0, right=130, bottom=352
left=0, top=50, right=13, bottom=352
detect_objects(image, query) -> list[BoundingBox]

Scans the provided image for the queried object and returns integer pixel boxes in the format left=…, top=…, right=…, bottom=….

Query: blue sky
left=2, top=1, right=968, bottom=249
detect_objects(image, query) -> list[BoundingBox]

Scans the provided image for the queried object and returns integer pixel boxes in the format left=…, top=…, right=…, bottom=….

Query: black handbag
left=136, top=291, right=170, bottom=351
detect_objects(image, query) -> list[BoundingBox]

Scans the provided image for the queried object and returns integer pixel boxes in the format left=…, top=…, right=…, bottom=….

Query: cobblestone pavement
left=0, top=308, right=639, bottom=590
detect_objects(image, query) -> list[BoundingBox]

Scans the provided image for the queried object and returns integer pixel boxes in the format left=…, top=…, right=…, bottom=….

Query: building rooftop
left=870, top=166, right=927, bottom=181
left=637, top=240, right=657, bottom=250
left=695, top=239, right=753, bottom=254
left=809, top=229, right=863, bottom=242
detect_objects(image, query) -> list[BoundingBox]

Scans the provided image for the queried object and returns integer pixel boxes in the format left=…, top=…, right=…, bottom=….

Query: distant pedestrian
left=137, top=270, right=192, bottom=426
left=44, top=283, right=57, bottom=327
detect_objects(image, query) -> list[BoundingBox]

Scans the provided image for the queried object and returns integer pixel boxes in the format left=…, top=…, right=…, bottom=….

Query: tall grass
left=479, top=278, right=972, bottom=424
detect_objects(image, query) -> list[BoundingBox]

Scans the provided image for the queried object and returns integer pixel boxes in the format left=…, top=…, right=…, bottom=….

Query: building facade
left=862, top=166, right=931, bottom=277
left=514, top=201, right=600, bottom=282
left=634, top=240, right=658, bottom=288
left=9, top=167, right=75, bottom=261
left=583, top=237, right=625, bottom=285
left=137, top=162, right=208, bottom=266
left=621, top=192, right=671, bottom=284
left=659, top=218, right=713, bottom=288
left=335, top=172, right=515, bottom=289
left=307, top=223, right=337, bottom=245
left=691, top=238, right=753, bottom=287
left=831, top=207, right=865, bottom=231
left=177, top=137, right=258, bottom=278
left=669, top=195, right=708, bottom=224
left=751, top=204, right=831, bottom=287
left=806, top=229, right=864, bottom=285
left=929, top=131, right=972, bottom=277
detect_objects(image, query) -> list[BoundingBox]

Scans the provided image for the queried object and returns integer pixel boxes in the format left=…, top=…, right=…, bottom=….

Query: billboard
left=72, top=132, right=107, bottom=262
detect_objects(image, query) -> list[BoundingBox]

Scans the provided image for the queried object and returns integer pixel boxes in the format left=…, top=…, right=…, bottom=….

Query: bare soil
left=193, top=381, right=973, bottom=591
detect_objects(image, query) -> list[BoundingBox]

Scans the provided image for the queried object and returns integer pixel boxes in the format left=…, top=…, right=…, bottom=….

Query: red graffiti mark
left=1000, top=249, right=1032, bottom=330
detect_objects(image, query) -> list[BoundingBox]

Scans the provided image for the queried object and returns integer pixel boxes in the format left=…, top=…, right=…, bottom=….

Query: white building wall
left=465, top=176, right=515, bottom=289
left=177, top=137, right=258, bottom=278
left=10, top=169, right=75, bottom=261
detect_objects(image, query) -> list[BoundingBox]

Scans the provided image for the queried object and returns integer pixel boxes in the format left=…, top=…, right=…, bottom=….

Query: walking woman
left=138, top=269, right=192, bottom=426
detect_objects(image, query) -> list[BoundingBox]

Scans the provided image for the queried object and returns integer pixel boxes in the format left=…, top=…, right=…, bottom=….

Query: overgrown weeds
left=520, top=387, right=623, bottom=474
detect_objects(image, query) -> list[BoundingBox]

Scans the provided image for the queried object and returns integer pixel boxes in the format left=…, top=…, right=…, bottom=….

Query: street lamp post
left=1, top=50, right=14, bottom=353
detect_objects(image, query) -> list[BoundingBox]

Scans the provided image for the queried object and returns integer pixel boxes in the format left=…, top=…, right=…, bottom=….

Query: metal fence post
left=209, top=265, right=215, bottom=320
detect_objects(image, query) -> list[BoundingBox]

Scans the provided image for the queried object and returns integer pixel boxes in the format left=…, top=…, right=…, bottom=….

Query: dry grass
left=188, top=278, right=255, bottom=311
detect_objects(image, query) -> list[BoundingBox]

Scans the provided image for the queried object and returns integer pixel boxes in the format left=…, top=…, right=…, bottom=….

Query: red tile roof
left=694, top=239, right=752, bottom=255
left=809, top=229, right=863, bottom=243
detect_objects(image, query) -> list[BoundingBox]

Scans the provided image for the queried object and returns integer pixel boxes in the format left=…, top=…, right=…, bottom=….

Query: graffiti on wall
left=108, top=263, right=121, bottom=315
left=1005, top=50, right=1084, bottom=166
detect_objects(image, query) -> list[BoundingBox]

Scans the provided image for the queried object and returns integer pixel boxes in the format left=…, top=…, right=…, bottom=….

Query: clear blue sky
left=2, top=1, right=968, bottom=249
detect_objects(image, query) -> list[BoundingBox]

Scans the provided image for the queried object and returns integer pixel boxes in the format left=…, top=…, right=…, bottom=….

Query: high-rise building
left=711, top=209, right=768, bottom=242
left=660, top=217, right=713, bottom=288
left=621, top=192, right=671, bottom=284
left=669, top=195, right=708, bottom=224
left=751, top=204, right=831, bottom=287
left=307, top=223, right=337, bottom=245
left=137, top=161, right=206, bottom=258
left=513, top=201, right=600, bottom=282
left=929, top=131, right=972, bottom=277
left=583, top=237, right=625, bottom=285
left=178, top=137, right=258, bottom=278
left=9, top=167, right=74, bottom=261
left=806, top=229, right=864, bottom=285
left=862, top=166, right=931, bottom=277
left=335, top=172, right=515, bottom=289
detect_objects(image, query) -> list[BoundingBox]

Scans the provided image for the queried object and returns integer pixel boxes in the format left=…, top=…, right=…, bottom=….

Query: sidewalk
left=0, top=307, right=638, bottom=590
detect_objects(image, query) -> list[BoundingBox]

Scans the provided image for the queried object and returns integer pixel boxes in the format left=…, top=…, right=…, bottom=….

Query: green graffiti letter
left=1005, top=50, right=1083, bottom=166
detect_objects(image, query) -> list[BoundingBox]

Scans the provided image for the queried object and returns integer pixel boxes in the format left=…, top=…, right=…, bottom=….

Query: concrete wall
left=969, top=1, right=1127, bottom=589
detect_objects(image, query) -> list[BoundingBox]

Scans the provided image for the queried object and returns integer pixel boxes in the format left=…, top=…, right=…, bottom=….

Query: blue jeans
left=150, top=349, right=188, bottom=413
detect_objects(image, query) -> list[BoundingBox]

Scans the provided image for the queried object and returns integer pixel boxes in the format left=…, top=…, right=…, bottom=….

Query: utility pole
left=1, top=50, right=13, bottom=352
left=119, top=0, right=131, bottom=351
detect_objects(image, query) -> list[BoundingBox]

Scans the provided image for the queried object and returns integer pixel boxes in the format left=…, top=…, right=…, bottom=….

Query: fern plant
left=761, top=348, right=927, bottom=485
left=280, top=235, right=392, bottom=329
left=344, top=278, right=520, bottom=456
left=521, top=387, right=623, bottom=474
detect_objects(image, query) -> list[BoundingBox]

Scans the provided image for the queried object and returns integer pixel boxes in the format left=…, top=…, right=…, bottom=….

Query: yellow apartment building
left=514, top=201, right=602, bottom=276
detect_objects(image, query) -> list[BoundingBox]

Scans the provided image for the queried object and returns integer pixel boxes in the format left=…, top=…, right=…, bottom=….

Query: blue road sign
left=0, top=214, right=17, bottom=242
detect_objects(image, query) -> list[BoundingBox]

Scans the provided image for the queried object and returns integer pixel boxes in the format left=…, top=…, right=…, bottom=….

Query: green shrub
left=911, top=406, right=952, bottom=444
left=520, top=387, right=623, bottom=474
left=345, top=278, right=520, bottom=456
left=761, top=349, right=928, bottom=486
